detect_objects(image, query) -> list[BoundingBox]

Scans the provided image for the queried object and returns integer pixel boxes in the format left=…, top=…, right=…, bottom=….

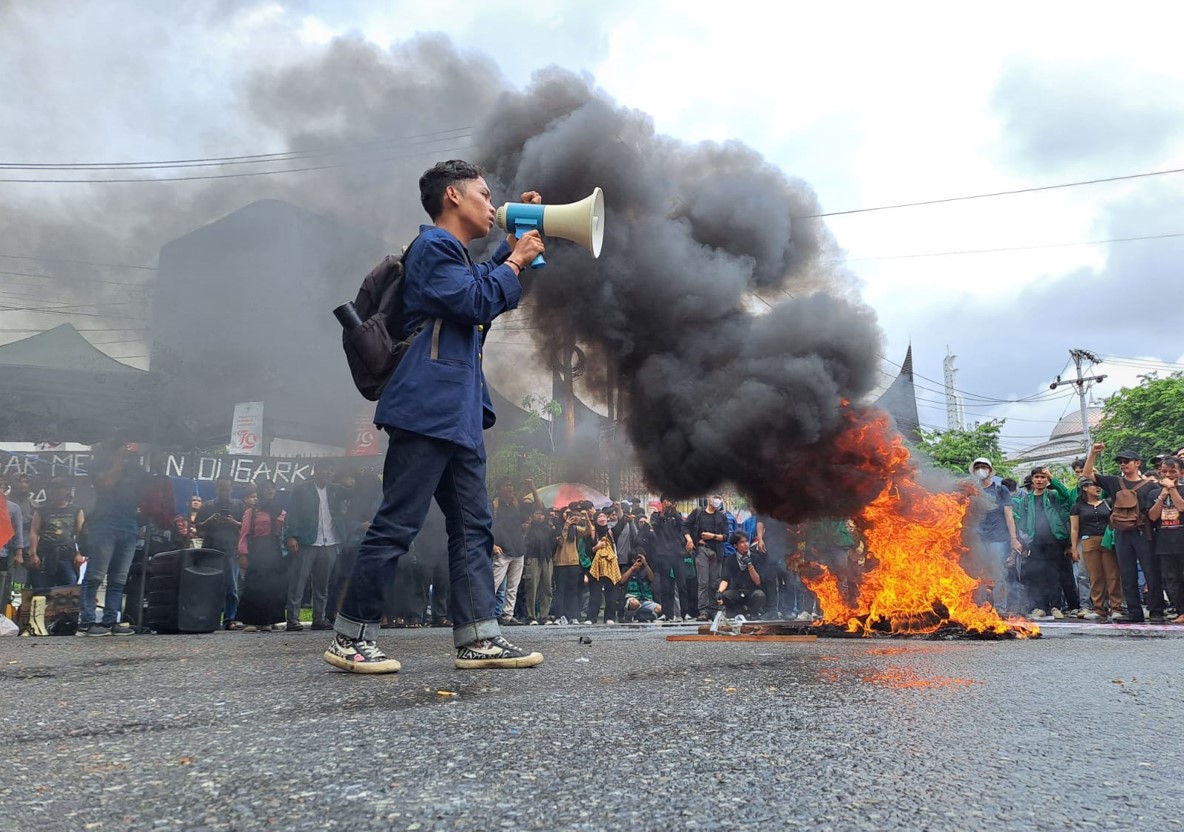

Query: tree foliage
left=488, top=446, right=553, bottom=489
left=487, top=395, right=564, bottom=490
left=1093, top=372, right=1184, bottom=461
left=913, top=420, right=1014, bottom=480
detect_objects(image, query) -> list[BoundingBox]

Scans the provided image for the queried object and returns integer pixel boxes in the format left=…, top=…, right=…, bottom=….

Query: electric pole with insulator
left=1049, top=349, right=1107, bottom=451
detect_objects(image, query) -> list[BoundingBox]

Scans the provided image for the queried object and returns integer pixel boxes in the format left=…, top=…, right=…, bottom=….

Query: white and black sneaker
left=322, top=634, right=401, bottom=674
left=455, top=635, right=544, bottom=669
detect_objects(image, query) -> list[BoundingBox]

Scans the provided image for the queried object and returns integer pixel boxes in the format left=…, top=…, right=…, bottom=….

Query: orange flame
left=802, top=411, right=1037, bottom=638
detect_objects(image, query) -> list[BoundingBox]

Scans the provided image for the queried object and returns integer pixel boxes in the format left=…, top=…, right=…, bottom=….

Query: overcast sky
left=2, top=0, right=1182, bottom=456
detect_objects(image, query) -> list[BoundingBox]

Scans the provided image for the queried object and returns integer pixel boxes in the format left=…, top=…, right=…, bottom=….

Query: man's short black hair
left=729, top=531, right=749, bottom=547
left=1071, top=458, right=1086, bottom=470
left=420, top=159, right=485, bottom=221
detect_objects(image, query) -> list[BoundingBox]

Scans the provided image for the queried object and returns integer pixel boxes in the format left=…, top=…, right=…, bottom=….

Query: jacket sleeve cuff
left=491, top=239, right=512, bottom=264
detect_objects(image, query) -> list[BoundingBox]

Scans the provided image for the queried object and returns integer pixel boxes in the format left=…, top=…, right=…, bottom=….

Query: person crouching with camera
left=716, top=532, right=766, bottom=618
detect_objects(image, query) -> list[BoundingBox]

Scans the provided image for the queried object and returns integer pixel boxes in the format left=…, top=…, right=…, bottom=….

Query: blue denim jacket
left=374, top=226, right=520, bottom=449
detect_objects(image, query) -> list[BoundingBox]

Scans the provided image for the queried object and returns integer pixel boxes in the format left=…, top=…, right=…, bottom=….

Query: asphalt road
left=3, top=622, right=1183, bottom=831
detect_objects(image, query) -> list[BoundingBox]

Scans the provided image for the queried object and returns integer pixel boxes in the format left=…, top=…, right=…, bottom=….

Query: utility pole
left=1049, top=349, right=1107, bottom=450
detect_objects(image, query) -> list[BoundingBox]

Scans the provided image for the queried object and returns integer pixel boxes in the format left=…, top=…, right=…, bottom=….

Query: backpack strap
left=429, top=319, right=443, bottom=360
left=398, top=234, right=439, bottom=349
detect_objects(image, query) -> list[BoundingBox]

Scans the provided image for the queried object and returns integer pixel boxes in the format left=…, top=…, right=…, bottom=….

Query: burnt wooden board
left=666, top=633, right=818, bottom=643
left=696, top=622, right=817, bottom=636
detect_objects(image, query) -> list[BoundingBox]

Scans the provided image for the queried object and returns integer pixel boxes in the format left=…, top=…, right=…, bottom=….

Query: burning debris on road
left=791, top=411, right=1039, bottom=639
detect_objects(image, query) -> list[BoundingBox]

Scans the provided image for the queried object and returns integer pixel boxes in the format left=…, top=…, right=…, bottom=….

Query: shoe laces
left=338, top=635, right=385, bottom=659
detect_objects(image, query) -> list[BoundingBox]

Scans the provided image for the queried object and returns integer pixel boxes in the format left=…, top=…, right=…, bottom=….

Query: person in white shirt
left=285, top=463, right=348, bottom=630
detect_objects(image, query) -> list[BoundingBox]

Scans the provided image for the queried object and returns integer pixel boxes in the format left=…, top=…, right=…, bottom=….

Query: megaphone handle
left=514, top=220, right=547, bottom=270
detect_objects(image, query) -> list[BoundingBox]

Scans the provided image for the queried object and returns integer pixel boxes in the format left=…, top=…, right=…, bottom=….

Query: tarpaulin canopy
left=0, top=324, right=157, bottom=443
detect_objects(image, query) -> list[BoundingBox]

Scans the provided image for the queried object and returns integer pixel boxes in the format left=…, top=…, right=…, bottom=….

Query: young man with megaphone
left=324, top=159, right=547, bottom=673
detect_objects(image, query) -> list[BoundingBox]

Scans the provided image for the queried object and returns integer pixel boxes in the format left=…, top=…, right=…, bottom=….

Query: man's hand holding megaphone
left=503, top=191, right=546, bottom=274
left=497, top=187, right=604, bottom=270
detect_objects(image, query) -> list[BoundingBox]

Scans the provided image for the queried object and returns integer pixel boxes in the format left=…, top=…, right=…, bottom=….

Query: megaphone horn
left=495, top=187, right=605, bottom=270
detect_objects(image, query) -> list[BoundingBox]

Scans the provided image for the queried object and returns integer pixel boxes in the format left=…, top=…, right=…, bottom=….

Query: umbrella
left=530, top=482, right=611, bottom=511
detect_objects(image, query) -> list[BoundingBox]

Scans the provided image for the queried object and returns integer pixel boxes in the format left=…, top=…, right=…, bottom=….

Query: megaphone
left=495, top=187, right=604, bottom=270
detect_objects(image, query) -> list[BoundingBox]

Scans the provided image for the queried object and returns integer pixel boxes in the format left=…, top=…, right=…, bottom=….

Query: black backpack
left=339, top=238, right=425, bottom=401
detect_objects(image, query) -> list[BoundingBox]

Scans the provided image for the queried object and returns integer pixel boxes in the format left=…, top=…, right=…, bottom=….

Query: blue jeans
left=336, top=430, right=500, bottom=648
left=224, top=556, right=240, bottom=622
left=1114, top=529, right=1163, bottom=619
left=80, top=526, right=138, bottom=627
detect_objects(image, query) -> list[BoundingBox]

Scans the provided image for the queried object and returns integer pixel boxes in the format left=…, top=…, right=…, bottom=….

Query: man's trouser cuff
left=334, top=613, right=381, bottom=641
left=452, top=617, right=501, bottom=648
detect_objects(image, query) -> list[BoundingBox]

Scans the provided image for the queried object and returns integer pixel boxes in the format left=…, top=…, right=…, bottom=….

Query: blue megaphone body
left=495, top=187, right=605, bottom=270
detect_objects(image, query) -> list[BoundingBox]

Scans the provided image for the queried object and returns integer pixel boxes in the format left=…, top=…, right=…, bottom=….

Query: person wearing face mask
left=969, top=458, right=1022, bottom=614
left=552, top=507, right=588, bottom=622
left=586, top=511, right=620, bottom=624
left=684, top=495, right=729, bottom=622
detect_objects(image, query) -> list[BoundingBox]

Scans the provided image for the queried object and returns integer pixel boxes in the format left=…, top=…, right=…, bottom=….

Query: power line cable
left=0, top=137, right=475, bottom=184
left=877, top=351, right=1068, bottom=405
left=1097, top=353, right=1184, bottom=372
left=0, top=126, right=475, bottom=170
left=0, top=329, right=146, bottom=336
left=0, top=254, right=157, bottom=271
left=800, top=164, right=1184, bottom=219
left=0, top=304, right=142, bottom=320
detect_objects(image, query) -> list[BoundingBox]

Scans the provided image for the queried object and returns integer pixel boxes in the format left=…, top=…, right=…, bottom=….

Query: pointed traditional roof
left=874, top=347, right=921, bottom=440
left=899, top=343, right=914, bottom=381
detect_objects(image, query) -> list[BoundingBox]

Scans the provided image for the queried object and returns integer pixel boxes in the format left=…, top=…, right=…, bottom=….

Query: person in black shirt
left=28, top=477, right=85, bottom=587
left=753, top=516, right=791, bottom=618
left=196, top=475, right=245, bottom=629
left=1069, top=479, right=1122, bottom=620
left=490, top=477, right=540, bottom=626
left=522, top=506, right=557, bottom=624
left=650, top=497, right=691, bottom=620
left=716, top=532, right=765, bottom=618
left=1083, top=443, right=1165, bottom=623
left=196, top=477, right=244, bottom=554
left=684, top=495, right=729, bottom=622
left=1149, top=457, right=1184, bottom=623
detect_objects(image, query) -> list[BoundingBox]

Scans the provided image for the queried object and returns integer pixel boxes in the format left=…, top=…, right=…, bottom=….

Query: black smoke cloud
left=5, top=24, right=895, bottom=520
left=477, top=69, right=888, bottom=519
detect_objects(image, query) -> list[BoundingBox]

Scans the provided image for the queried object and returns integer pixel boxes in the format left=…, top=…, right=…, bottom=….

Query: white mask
left=711, top=498, right=723, bottom=510
left=975, top=468, right=992, bottom=481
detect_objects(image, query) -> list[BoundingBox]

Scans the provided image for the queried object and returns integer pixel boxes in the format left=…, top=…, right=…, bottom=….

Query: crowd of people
left=7, top=437, right=1183, bottom=635
left=971, top=442, right=1184, bottom=624
left=0, top=455, right=840, bottom=634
